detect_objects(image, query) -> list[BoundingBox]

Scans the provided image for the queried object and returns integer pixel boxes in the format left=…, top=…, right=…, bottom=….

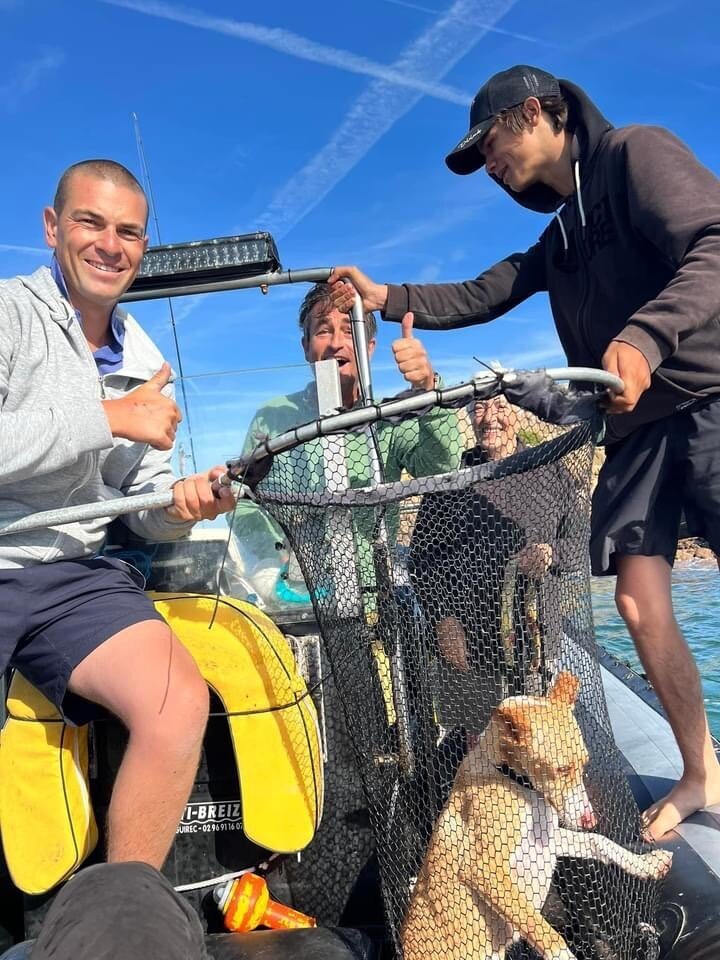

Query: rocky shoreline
left=677, top=538, right=717, bottom=564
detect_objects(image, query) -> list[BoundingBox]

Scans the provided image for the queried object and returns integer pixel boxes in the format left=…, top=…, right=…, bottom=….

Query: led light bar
left=129, top=232, right=282, bottom=292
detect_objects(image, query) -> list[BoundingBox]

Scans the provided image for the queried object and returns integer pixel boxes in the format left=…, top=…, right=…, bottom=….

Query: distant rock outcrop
left=676, top=538, right=717, bottom=564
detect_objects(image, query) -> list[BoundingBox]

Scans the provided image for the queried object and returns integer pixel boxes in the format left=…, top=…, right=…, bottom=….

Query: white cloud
left=689, top=80, right=720, bottom=96
left=102, top=0, right=520, bottom=244
left=101, top=0, right=473, bottom=105
left=167, top=294, right=204, bottom=323
left=415, top=261, right=443, bottom=282
left=256, top=0, right=519, bottom=239
left=378, top=0, right=551, bottom=45
left=369, top=193, right=494, bottom=253
left=0, top=50, right=64, bottom=111
left=0, top=243, right=47, bottom=256
left=495, top=343, right=565, bottom=370
left=576, top=2, right=680, bottom=47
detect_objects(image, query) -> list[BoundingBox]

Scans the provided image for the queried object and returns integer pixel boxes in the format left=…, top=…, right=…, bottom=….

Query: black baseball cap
left=445, top=65, right=561, bottom=175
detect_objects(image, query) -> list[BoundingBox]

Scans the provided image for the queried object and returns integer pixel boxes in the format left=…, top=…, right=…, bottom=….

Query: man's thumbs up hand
left=391, top=312, right=435, bottom=390
left=102, top=363, right=183, bottom=450
left=144, top=361, right=173, bottom=392
left=400, top=312, right=415, bottom=340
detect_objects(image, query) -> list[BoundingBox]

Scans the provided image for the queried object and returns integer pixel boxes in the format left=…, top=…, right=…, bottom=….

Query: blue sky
left=2, top=0, right=719, bottom=471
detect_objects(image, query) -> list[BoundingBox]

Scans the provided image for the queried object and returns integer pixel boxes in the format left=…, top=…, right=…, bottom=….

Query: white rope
left=174, top=855, right=279, bottom=893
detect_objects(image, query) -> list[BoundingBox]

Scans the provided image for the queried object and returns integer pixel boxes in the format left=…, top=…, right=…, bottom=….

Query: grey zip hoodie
left=0, top=266, right=193, bottom=568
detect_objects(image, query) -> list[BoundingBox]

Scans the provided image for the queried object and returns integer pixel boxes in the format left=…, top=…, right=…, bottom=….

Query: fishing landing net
left=240, top=371, right=666, bottom=960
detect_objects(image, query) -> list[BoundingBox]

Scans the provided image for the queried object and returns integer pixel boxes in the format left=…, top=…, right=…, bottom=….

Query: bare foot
left=642, top=771, right=720, bottom=840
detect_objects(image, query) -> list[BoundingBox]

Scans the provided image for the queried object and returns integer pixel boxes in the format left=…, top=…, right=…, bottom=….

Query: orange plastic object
left=221, top=873, right=317, bottom=933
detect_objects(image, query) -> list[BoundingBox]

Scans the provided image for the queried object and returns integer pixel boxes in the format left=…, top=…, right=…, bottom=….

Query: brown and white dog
left=400, top=672, right=671, bottom=960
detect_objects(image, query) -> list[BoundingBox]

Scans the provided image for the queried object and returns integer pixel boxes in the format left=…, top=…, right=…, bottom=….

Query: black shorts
left=0, top=556, right=165, bottom=724
left=591, top=399, right=720, bottom=576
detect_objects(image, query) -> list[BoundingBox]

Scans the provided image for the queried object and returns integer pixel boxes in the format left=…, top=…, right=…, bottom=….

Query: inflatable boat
left=1, top=239, right=718, bottom=960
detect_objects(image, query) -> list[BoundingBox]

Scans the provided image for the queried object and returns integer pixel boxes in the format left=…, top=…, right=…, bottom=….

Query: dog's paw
left=641, top=848, right=673, bottom=879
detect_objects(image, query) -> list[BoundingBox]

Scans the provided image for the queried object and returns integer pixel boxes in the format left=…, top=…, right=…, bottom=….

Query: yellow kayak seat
left=0, top=593, right=323, bottom=895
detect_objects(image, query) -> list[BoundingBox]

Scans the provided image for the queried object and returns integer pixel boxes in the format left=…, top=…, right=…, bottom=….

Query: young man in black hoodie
left=327, top=65, right=720, bottom=840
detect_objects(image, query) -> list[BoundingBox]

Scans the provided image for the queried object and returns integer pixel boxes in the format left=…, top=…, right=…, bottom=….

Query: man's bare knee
left=70, top=623, right=209, bottom=754
left=615, top=555, right=674, bottom=638
left=129, top=651, right=209, bottom=754
left=614, top=585, right=642, bottom=634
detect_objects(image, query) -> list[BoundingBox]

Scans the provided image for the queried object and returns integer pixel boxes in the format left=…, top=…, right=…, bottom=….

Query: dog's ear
left=496, top=702, right=532, bottom=745
left=548, top=671, right=580, bottom=705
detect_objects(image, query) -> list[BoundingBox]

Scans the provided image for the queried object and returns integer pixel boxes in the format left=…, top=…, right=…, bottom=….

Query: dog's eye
left=556, top=764, right=573, bottom=777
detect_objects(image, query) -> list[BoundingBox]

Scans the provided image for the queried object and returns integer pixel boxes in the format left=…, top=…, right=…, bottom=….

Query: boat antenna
left=132, top=112, right=198, bottom=473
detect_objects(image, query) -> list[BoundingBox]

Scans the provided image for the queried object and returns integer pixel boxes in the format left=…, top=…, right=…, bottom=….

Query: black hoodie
left=383, top=80, right=720, bottom=440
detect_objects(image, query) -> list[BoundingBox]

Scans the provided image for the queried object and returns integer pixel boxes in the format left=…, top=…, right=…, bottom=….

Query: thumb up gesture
left=391, top=312, right=435, bottom=390
left=102, top=361, right=183, bottom=450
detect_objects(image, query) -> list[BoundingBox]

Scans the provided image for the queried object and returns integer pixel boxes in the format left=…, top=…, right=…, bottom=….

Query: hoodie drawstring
left=554, top=160, right=586, bottom=253
left=554, top=203, right=569, bottom=252
left=573, top=159, right=587, bottom=228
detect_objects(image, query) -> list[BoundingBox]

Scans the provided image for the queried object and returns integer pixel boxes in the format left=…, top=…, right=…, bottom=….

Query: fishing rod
left=132, top=112, right=198, bottom=473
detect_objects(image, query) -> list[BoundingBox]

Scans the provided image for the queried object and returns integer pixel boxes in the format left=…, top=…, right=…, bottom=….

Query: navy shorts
left=1, top=556, right=165, bottom=724
left=591, top=398, right=720, bottom=576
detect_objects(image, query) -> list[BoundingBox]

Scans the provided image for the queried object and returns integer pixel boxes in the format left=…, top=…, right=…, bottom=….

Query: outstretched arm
left=328, top=241, right=547, bottom=331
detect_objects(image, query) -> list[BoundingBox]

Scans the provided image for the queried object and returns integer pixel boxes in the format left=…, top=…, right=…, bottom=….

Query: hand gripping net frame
left=231, top=368, right=666, bottom=960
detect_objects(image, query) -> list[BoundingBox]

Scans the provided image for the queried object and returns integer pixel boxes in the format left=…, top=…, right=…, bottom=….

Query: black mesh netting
left=249, top=392, right=670, bottom=960
left=283, top=656, right=376, bottom=928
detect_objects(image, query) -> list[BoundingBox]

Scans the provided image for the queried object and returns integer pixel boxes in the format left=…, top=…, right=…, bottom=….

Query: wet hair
left=298, top=282, right=377, bottom=342
left=494, top=95, right=569, bottom=136
left=53, top=159, right=147, bottom=218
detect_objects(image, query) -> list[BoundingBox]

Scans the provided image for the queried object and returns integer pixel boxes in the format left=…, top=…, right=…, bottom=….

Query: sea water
left=591, top=563, right=720, bottom=739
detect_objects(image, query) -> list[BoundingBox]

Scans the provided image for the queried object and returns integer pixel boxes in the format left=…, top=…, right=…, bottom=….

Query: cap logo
left=525, top=71, right=547, bottom=94
left=457, top=130, right=481, bottom=149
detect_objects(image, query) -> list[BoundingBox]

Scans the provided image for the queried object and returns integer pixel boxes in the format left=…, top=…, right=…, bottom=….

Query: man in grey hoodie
left=0, top=159, right=235, bottom=868
left=327, top=65, right=720, bottom=839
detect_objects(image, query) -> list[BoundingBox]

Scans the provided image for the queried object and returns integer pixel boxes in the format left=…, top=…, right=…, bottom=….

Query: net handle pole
left=350, top=290, right=384, bottom=486
left=233, top=367, right=625, bottom=472
left=232, top=377, right=493, bottom=473
left=234, top=366, right=625, bottom=472
left=534, top=367, right=623, bottom=392
left=351, top=291, right=374, bottom=408
left=120, top=266, right=334, bottom=303
left=0, top=490, right=175, bottom=538
left=350, top=293, right=416, bottom=774
left=3, top=367, right=625, bottom=537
